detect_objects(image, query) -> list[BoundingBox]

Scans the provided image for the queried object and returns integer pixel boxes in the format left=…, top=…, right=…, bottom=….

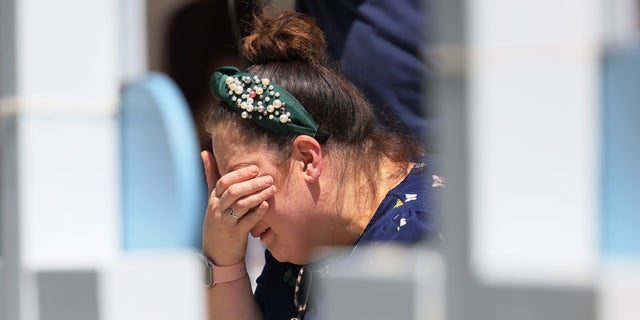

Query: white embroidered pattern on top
left=405, top=194, right=418, bottom=202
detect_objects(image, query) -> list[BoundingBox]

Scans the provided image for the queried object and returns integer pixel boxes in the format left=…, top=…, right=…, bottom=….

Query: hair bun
left=242, top=10, right=328, bottom=65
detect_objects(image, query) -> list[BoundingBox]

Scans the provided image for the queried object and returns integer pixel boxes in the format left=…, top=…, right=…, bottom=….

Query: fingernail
left=263, top=176, right=274, bottom=184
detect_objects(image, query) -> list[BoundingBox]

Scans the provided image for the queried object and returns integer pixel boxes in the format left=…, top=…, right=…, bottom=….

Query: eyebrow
left=225, top=162, right=257, bottom=175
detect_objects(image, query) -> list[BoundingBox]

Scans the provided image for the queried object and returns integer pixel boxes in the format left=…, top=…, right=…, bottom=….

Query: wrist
left=201, top=241, right=245, bottom=266
left=198, top=253, right=247, bottom=288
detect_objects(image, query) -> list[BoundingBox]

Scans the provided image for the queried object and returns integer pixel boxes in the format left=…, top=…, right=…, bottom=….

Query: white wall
left=1, top=1, right=121, bottom=319
left=14, top=0, right=121, bottom=273
left=2, top=1, right=203, bottom=320
left=467, top=0, right=601, bottom=287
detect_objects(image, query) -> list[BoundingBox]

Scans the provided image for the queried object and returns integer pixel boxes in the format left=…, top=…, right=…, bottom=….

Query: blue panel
left=601, top=42, right=640, bottom=256
left=120, top=73, right=207, bottom=250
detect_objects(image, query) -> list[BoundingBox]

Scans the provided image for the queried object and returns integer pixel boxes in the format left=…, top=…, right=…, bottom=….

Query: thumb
left=201, top=150, right=220, bottom=195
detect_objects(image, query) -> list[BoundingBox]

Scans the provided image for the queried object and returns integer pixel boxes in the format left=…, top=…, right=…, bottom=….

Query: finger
left=215, top=165, right=259, bottom=198
left=201, top=151, right=219, bottom=195
left=237, top=200, right=270, bottom=231
left=218, top=175, right=274, bottom=213
left=232, top=183, right=276, bottom=218
left=225, top=206, right=242, bottom=219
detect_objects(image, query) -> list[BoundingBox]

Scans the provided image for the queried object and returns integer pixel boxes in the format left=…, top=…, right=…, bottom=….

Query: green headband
left=210, top=66, right=326, bottom=139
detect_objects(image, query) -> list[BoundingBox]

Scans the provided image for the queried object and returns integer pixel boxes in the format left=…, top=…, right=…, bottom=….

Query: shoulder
left=357, top=155, right=445, bottom=244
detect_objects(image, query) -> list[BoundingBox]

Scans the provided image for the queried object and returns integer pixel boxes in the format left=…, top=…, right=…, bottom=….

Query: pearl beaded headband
left=210, top=66, right=328, bottom=140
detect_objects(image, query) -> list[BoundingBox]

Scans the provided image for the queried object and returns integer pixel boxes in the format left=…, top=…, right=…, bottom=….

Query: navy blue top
left=296, top=0, right=436, bottom=149
left=254, top=156, right=443, bottom=319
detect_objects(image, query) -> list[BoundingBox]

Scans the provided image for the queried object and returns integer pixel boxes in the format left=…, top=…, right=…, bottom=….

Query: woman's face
left=211, top=133, right=334, bottom=265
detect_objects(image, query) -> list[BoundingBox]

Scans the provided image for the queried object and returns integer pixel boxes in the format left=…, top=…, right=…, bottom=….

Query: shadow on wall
left=164, top=0, right=259, bottom=152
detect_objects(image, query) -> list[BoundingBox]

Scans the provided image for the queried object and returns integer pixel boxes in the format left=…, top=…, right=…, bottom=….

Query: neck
left=328, top=157, right=412, bottom=247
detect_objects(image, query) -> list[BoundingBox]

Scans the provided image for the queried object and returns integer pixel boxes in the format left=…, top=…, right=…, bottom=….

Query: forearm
left=199, top=152, right=271, bottom=319
left=206, top=275, right=263, bottom=320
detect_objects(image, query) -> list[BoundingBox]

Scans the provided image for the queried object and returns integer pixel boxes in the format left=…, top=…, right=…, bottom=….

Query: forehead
left=211, top=133, right=278, bottom=176
left=212, top=138, right=252, bottom=175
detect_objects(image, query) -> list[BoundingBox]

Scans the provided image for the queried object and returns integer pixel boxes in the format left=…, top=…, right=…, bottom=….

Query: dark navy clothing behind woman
left=296, top=0, right=436, bottom=149
left=254, top=156, right=443, bottom=319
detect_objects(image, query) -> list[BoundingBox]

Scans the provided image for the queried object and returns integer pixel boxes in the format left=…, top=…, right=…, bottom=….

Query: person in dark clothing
left=297, top=0, right=436, bottom=150
left=199, top=9, right=442, bottom=320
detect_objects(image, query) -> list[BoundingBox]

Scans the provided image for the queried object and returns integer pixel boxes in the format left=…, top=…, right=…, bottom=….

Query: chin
left=269, top=248, right=308, bottom=265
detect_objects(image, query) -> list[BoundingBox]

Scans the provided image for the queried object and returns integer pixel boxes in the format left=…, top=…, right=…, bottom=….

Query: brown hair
left=205, top=10, right=423, bottom=206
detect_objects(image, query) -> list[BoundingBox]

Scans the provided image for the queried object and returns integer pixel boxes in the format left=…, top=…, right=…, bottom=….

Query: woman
left=200, top=9, right=442, bottom=320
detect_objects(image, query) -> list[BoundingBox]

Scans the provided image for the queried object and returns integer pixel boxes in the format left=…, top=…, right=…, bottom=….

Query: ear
left=291, top=135, right=322, bottom=182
